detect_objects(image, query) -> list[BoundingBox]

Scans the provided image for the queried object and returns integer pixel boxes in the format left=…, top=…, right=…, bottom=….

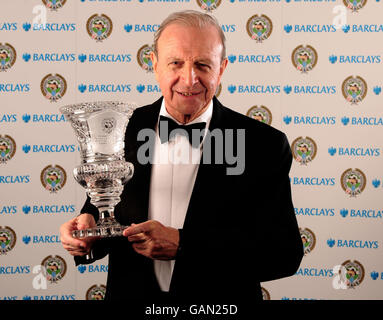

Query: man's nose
left=181, top=64, right=198, bottom=87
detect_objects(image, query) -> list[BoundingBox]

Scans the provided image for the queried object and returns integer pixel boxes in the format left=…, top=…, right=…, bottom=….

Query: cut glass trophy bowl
left=60, top=101, right=136, bottom=239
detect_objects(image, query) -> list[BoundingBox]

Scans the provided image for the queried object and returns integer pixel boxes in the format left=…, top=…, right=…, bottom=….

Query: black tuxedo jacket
left=76, top=97, right=303, bottom=303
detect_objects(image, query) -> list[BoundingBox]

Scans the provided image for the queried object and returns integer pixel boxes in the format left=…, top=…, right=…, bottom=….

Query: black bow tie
left=158, top=115, right=206, bottom=148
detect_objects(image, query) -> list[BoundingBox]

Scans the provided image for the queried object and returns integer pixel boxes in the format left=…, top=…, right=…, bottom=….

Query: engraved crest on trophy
left=60, top=101, right=136, bottom=239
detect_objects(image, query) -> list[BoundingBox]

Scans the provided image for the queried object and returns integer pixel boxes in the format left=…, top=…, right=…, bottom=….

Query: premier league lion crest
left=137, top=44, right=154, bottom=72
left=300, top=228, right=316, bottom=255
left=196, top=0, right=222, bottom=12
left=291, top=137, right=317, bottom=165
left=292, top=45, right=318, bottom=74
left=86, top=285, right=107, bottom=300
left=40, top=164, right=67, bottom=193
left=246, top=105, right=272, bottom=125
left=40, top=74, right=67, bottom=102
left=0, top=135, right=16, bottom=164
left=343, top=0, right=367, bottom=13
left=341, top=168, right=366, bottom=197
left=342, top=76, right=367, bottom=105
left=0, top=43, right=16, bottom=72
left=42, top=255, right=67, bottom=284
left=341, top=260, right=365, bottom=288
left=87, top=14, right=113, bottom=42
left=42, top=0, right=66, bottom=11
left=0, top=226, right=16, bottom=255
left=246, top=14, right=272, bottom=43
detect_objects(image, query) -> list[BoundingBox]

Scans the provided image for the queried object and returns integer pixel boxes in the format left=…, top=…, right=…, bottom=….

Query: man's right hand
left=60, top=213, right=99, bottom=256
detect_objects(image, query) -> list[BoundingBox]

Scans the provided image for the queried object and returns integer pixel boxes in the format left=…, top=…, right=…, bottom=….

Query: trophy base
left=72, top=217, right=126, bottom=239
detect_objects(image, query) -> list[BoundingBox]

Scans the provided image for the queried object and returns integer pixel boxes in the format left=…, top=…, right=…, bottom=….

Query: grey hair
left=153, top=10, right=226, bottom=62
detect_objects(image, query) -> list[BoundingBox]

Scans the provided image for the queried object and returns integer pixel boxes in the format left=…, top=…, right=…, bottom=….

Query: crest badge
left=0, top=43, right=16, bottom=72
left=40, top=164, right=67, bottom=193
left=246, top=14, right=273, bottom=43
left=42, top=0, right=66, bottom=11
left=342, top=76, right=367, bottom=105
left=137, top=44, right=154, bottom=72
left=292, top=45, right=318, bottom=73
left=196, top=0, right=222, bottom=12
left=343, top=0, right=367, bottom=13
left=87, top=14, right=113, bottom=42
left=246, top=105, right=272, bottom=125
left=42, top=255, right=67, bottom=283
left=341, top=260, right=365, bottom=288
left=300, top=228, right=316, bottom=255
left=291, top=137, right=317, bottom=165
left=40, top=73, right=67, bottom=102
left=86, top=284, right=107, bottom=300
left=0, top=226, right=17, bottom=255
left=0, top=135, right=16, bottom=164
left=341, top=168, right=366, bottom=197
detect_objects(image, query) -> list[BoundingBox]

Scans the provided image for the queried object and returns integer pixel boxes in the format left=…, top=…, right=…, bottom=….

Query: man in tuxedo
left=60, top=10, right=303, bottom=303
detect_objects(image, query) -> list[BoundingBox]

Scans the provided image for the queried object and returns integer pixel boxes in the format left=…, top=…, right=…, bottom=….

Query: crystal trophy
left=60, top=101, right=136, bottom=239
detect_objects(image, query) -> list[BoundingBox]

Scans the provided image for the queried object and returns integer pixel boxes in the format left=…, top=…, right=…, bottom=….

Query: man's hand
left=122, top=220, right=179, bottom=260
left=59, top=213, right=99, bottom=256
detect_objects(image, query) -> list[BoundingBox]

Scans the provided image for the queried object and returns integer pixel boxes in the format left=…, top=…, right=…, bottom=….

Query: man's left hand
left=122, top=220, right=179, bottom=260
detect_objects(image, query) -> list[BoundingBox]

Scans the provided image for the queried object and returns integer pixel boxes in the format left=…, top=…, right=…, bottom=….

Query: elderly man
left=60, top=10, right=303, bottom=304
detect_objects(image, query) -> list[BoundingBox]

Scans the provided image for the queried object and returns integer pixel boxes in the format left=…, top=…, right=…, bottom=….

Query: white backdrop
left=1, top=0, right=383, bottom=301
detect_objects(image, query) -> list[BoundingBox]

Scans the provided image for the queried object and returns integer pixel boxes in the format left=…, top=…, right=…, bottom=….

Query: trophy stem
left=72, top=208, right=127, bottom=239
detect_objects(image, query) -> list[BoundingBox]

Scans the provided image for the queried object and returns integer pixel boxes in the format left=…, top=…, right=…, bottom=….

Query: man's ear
left=150, top=51, right=159, bottom=81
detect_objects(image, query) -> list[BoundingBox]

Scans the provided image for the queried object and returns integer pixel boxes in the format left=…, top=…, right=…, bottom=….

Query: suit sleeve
left=253, top=132, right=303, bottom=282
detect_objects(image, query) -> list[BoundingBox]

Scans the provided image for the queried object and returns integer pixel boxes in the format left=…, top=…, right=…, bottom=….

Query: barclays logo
left=283, top=115, right=336, bottom=126
left=78, top=264, right=108, bottom=273
left=0, top=114, right=17, bottom=123
left=0, top=22, right=17, bottom=31
left=23, top=23, right=76, bottom=32
left=136, top=0, right=190, bottom=3
left=295, top=207, right=335, bottom=217
left=78, top=84, right=131, bottom=93
left=228, top=54, right=280, bottom=64
left=285, top=24, right=337, bottom=33
left=329, top=55, right=381, bottom=64
left=22, top=113, right=67, bottom=123
left=22, top=205, right=75, bottom=215
left=24, top=295, right=75, bottom=300
left=23, top=53, right=76, bottom=62
left=328, top=147, right=380, bottom=157
left=0, top=206, right=17, bottom=214
left=227, top=84, right=280, bottom=94
left=370, top=272, right=383, bottom=280
left=124, top=24, right=160, bottom=32
left=0, top=83, right=30, bottom=93
left=295, top=267, right=333, bottom=278
left=0, top=176, right=30, bottom=184
left=284, top=85, right=336, bottom=94
left=85, top=0, right=132, bottom=2
left=22, top=144, right=77, bottom=153
left=231, top=0, right=281, bottom=2
left=0, top=296, right=17, bottom=300
left=340, top=208, right=383, bottom=219
left=291, top=177, right=335, bottom=186
left=22, top=235, right=60, bottom=245
left=348, top=24, right=383, bottom=33
left=341, top=116, right=383, bottom=126
left=372, top=179, right=381, bottom=188
left=0, top=265, right=31, bottom=275
left=136, top=84, right=161, bottom=93
left=327, top=238, right=378, bottom=249
left=78, top=54, right=132, bottom=63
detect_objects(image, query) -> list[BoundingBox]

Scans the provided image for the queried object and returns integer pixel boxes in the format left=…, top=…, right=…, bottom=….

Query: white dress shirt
left=148, top=99, right=213, bottom=292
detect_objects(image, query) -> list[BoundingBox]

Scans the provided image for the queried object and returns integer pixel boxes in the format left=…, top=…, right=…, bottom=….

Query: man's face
left=151, top=24, right=227, bottom=123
